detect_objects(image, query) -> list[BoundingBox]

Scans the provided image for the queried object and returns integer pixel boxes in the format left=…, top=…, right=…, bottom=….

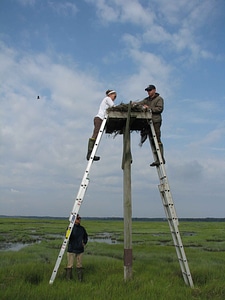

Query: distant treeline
left=0, top=215, right=225, bottom=222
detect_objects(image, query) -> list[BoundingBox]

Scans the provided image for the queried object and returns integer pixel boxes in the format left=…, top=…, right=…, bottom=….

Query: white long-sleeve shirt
left=96, top=96, right=115, bottom=120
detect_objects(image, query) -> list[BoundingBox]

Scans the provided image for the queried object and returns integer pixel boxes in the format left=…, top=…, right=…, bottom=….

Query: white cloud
left=122, top=34, right=141, bottom=50
left=0, top=0, right=224, bottom=218
left=87, top=0, right=215, bottom=60
left=86, top=0, right=154, bottom=25
left=116, top=0, right=154, bottom=26
left=85, top=0, right=120, bottom=23
left=0, top=44, right=103, bottom=203
left=190, top=126, right=225, bottom=148
left=48, top=1, right=78, bottom=16
left=119, top=48, right=173, bottom=100
left=142, top=25, right=170, bottom=44
left=152, top=0, right=212, bottom=28
left=10, top=188, right=21, bottom=193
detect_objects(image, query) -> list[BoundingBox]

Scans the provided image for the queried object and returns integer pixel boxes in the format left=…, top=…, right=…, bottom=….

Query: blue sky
left=1, top=0, right=225, bottom=218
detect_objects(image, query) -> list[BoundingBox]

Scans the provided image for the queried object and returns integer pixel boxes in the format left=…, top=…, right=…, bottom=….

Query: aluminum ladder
left=49, top=116, right=108, bottom=284
left=148, top=118, right=194, bottom=288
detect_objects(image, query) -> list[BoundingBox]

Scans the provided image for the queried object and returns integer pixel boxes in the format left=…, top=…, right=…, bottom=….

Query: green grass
left=1, top=218, right=225, bottom=299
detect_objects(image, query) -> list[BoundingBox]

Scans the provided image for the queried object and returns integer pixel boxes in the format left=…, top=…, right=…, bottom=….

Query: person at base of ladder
left=65, top=214, right=88, bottom=282
left=86, top=89, right=117, bottom=161
left=138, top=84, right=166, bottom=167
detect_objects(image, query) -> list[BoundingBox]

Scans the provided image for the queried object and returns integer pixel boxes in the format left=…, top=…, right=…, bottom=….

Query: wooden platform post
left=106, top=105, right=152, bottom=282
left=122, top=102, right=132, bottom=280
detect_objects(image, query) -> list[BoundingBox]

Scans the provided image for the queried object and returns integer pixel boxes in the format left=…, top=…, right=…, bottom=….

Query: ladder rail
left=148, top=119, right=179, bottom=218
left=158, top=184, right=178, bottom=223
left=148, top=118, right=194, bottom=288
left=49, top=116, right=108, bottom=284
left=169, top=220, right=193, bottom=286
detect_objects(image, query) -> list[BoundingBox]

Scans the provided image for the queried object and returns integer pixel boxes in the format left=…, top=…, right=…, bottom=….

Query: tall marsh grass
left=1, top=218, right=225, bottom=299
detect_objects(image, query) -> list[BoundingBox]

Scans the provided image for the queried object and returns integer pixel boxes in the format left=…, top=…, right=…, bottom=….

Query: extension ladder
left=49, top=116, right=108, bottom=284
left=148, top=118, right=194, bottom=288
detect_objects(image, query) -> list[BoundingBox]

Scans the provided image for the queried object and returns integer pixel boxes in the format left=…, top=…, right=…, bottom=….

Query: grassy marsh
left=1, top=218, right=225, bottom=299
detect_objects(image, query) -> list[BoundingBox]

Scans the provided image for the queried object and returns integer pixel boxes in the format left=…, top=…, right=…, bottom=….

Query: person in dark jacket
left=138, top=84, right=165, bottom=166
left=66, top=214, right=88, bottom=281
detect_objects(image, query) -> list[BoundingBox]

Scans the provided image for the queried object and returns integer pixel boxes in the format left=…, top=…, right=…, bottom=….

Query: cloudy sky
left=1, top=0, right=225, bottom=218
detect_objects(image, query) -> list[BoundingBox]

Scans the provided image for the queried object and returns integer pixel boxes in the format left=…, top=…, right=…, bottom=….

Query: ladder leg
left=49, top=117, right=108, bottom=284
left=148, top=119, right=194, bottom=288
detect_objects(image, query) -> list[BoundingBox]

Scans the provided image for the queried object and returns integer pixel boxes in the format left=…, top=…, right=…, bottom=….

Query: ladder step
left=179, top=258, right=187, bottom=263
left=163, top=203, right=175, bottom=207
left=175, top=246, right=185, bottom=251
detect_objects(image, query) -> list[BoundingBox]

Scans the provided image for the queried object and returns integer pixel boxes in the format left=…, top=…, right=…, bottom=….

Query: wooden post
left=122, top=102, right=132, bottom=280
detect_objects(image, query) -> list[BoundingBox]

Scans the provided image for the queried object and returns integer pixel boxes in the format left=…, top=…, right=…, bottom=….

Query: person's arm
left=132, top=98, right=150, bottom=111
left=152, top=97, right=164, bottom=113
left=106, top=97, right=115, bottom=108
left=83, top=229, right=88, bottom=245
left=133, top=97, right=148, bottom=106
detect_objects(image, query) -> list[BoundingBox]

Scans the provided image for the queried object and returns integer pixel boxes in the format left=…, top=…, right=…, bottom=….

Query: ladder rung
left=177, top=257, right=186, bottom=262
left=167, top=217, right=178, bottom=221
left=163, top=203, right=175, bottom=207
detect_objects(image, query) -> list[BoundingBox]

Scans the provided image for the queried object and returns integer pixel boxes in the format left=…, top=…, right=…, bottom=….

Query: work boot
left=65, top=267, right=73, bottom=280
left=86, top=138, right=100, bottom=161
left=150, top=143, right=165, bottom=167
left=77, top=268, right=83, bottom=282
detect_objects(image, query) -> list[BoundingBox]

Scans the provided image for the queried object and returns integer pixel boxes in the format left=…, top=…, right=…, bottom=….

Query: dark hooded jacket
left=68, top=224, right=88, bottom=254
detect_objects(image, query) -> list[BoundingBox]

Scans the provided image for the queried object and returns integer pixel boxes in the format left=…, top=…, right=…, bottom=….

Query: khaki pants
left=67, top=252, right=83, bottom=268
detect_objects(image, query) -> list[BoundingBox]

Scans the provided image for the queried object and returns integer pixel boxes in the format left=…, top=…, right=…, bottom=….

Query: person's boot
left=77, top=268, right=83, bottom=282
left=65, top=267, right=73, bottom=280
left=86, top=138, right=100, bottom=161
left=150, top=143, right=165, bottom=167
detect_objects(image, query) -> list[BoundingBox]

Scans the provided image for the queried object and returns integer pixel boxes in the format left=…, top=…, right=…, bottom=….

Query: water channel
left=0, top=232, right=121, bottom=251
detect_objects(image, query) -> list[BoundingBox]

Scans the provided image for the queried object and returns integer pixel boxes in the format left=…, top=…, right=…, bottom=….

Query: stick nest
left=107, top=102, right=145, bottom=113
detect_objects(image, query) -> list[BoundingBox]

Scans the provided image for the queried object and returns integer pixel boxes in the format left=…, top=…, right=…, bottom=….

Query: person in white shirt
left=86, top=90, right=117, bottom=161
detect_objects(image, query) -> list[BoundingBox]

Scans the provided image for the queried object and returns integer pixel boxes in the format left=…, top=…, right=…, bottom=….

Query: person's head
left=75, top=214, right=81, bottom=225
left=106, top=89, right=117, bottom=101
left=145, top=84, right=156, bottom=97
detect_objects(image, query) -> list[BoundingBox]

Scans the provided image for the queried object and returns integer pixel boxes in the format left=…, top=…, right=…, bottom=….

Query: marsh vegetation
left=1, top=217, right=225, bottom=299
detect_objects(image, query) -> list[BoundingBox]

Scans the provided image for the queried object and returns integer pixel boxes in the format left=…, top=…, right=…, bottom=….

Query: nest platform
left=105, top=103, right=152, bottom=134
